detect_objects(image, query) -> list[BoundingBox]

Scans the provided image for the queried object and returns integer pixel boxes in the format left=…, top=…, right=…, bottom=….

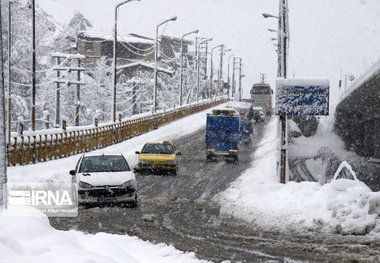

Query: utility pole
left=196, top=38, right=211, bottom=102
left=238, top=58, right=242, bottom=101
left=154, top=16, right=177, bottom=112
left=232, top=57, right=241, bottom=99
left=204, top=41, right=209, bottom=98
left=279, top=0, right=289, bottom=184
left=31, top=0, right=36, bottom=131
left=55, top=57, right=60, bottom=126
left=75, top=58, right=81, bottom=126
left=210, top=45, right=223, bottom=99
left=7, top=1, right=11, bottom=143
left=232, top=57, right=236, bottom=98
left=53, top=54, right=85, bottom=127
left=218, top=45, right=224, bottom=97
left=227, top=54, right=234, bottom=99
left=0, top=0, right=7, bottom=208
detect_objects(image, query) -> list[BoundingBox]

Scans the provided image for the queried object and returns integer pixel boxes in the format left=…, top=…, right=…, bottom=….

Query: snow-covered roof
left=340, top=59, right=380, bottom=102
left=161, top=35, right=193, bottom=45
left=79, top=31, right=154, bottom=45
left=51, top=52, right=86, bottom=59
left=226, top=100, right=251, bottom=109
left=117, top=61, right=174, bottom=75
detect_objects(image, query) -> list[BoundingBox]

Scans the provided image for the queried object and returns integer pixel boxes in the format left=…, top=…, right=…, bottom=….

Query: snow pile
left=0, top=209, right=210, bottom=263
left=216, top=116, right=380, bottom=236
left=288, top=115, right=347, bottom=158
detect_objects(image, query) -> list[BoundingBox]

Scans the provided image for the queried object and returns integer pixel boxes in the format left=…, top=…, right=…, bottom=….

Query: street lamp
left=179, top=29, right=199, bottom=106
left=113, top=0, right=139, bottom=122
left=153, top=16, right=177, bottom=113
left=210, top=44, right=223, bottom=98
left=262, top=12, right=278, bottom=19
left=196, top=37, right=212, bottom=102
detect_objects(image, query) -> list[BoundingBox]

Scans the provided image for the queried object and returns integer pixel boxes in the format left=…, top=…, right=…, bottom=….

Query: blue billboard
left=276, top=79, right=329, bottom=115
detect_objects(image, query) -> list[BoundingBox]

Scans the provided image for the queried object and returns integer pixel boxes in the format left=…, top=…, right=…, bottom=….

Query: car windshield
left=79, top=155, right=130, bottom=173
left=141, top=143, right=175, bottom=154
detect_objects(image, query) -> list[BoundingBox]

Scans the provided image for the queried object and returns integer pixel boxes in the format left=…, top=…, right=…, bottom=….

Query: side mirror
left=176, top=152, right=181, bottom=155
left=135, top=151, right=140, bottom=154
left=69, top=170, right=76, bottom=176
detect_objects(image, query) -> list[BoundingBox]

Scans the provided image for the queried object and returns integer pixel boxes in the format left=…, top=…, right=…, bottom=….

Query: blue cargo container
left=206, top=109, right=240, bottom=161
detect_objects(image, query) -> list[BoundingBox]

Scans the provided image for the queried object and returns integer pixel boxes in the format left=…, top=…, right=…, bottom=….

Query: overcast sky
left=38, top=0, right=380, bottom=103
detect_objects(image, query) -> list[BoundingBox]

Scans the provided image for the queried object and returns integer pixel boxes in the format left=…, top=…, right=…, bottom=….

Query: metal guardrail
left=7, top=99, right=225, bottom=166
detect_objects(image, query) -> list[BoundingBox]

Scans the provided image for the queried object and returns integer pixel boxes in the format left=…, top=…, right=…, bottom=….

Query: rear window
left=251, top=85, right=271, bottom=94
left=141, top=143, right=174, bottom=154
left=79, top=155, right=130, bottom=173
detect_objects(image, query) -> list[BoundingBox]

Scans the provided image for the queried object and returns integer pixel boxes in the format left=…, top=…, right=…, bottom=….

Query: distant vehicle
left=225, top=101, right=254, bottom=143
left=70, top=153, right=137, bottom=207
left=206, top=109, right=240, bottom=161
left=135, top=141, right=181, bottom=175
left=247, top=106, right=265, bottom=123
left=250, top=83, right=273, bottom=115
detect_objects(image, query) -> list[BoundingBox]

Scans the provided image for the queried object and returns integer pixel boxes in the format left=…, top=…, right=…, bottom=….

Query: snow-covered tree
left=68, top=11, right=92, bottom=35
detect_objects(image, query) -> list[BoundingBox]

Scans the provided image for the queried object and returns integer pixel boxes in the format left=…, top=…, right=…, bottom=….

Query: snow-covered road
left=2, top=106, right=380, bottom=262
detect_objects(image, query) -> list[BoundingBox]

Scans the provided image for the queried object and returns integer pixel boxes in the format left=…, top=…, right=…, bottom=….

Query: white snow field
left=2, top=106, right=380, bottom=263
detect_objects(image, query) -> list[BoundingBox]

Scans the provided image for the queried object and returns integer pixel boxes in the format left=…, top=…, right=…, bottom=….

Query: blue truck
left=206, top=109, right=249, bottom=161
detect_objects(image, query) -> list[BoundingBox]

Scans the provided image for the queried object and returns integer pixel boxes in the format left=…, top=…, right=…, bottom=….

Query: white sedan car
left=70, top=153, right=137, bottom=207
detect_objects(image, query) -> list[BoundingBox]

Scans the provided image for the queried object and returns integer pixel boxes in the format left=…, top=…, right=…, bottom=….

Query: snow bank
left=215, top=116, right=380, bottom=236
left=0, top=209, right=210, bottom=263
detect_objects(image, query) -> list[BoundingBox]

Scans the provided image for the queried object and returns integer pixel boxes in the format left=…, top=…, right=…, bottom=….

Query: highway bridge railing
left=7, top=99, right=225, bottom=166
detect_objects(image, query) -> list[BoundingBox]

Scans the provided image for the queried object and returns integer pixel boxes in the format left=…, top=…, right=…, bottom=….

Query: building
left=73, top=31, right=155, bottom=68
left=335, top=60, right=380, bottom=159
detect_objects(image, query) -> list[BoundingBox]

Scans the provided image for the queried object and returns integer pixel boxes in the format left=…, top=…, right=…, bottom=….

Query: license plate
left=98, top=197, right=117, bottom=203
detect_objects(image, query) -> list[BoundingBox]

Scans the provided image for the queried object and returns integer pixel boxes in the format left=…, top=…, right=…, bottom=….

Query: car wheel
left=130, top=194, right=138, bottom=208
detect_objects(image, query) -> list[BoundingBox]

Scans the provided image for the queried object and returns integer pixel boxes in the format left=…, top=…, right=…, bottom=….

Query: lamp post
left=210, top=44, right=223, bottom=99
left=113, top=0, right=139, bottom=122
left=154, top=16, right=177, bottom=113
left=262, top=0, right=289, bottom=183
left=196, top=37, right=212, bottom=102
left=218, top=48, right=231, bottom=97
left=179, top=29, right=199, bottom=106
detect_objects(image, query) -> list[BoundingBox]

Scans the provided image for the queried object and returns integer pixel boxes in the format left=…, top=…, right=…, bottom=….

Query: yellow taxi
left=135, top=141, right=181, bottom=174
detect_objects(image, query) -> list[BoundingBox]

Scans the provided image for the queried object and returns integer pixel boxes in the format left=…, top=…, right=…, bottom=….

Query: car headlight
left=79, top=181, right=94, bottom=189
left=122, top=180, right=136, bottom=190
left=165, top=160, right=176, bottom=165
